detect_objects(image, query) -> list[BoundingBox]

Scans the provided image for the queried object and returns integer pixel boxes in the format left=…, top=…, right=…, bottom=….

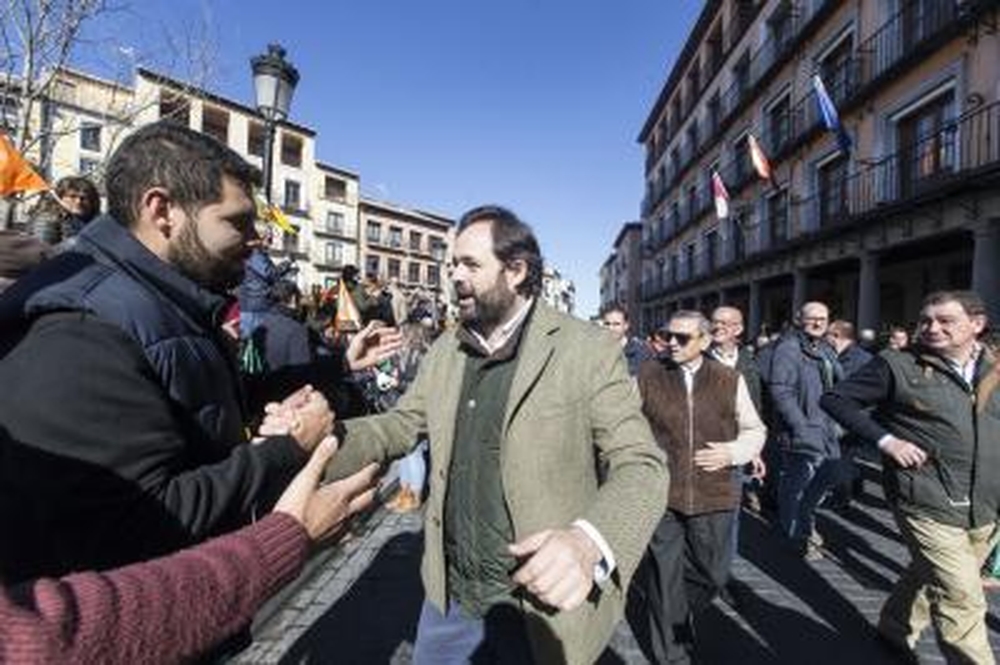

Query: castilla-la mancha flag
left=0, top=134, right=48, bottom=197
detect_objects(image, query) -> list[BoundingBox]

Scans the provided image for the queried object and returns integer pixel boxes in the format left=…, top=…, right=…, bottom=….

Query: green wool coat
left=328, top=303, right=668, bottom=664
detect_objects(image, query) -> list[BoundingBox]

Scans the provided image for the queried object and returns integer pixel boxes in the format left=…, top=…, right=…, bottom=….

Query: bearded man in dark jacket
left=0, top=122, right=335, bottom=582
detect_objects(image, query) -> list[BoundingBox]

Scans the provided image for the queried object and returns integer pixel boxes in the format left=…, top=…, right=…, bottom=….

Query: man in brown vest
left=638, top=310, right=766, bottom=664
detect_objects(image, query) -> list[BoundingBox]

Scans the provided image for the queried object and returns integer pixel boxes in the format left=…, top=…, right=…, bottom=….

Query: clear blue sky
left=82, top=1, right=703, bottom=317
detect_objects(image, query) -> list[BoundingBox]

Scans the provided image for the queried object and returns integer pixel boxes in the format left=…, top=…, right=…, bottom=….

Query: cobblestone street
left=237, top=467, right=1000, bottom=664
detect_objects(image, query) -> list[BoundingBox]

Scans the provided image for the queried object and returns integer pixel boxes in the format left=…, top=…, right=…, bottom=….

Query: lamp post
left=250, top=43, right=299, bottom=204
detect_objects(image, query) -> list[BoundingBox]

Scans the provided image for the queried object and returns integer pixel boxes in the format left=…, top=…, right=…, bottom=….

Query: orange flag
left=335, top=278, right=362, bottom=332
left=0, top=134, right=48, bottom=196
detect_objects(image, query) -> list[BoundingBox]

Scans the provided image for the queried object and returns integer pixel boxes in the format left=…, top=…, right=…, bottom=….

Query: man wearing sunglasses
left=638, top=310, right=766, bottom=664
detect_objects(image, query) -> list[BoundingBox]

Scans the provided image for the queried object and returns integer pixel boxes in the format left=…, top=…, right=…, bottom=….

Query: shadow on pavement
left=279, top=532, right=424, bottom=665
left=738, top=514, right=879, bottom=646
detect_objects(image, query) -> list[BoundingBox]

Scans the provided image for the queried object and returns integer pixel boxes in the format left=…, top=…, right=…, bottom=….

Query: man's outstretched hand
left=274, top=436, right=380, bottom=541
left=346, top=321, right=403, bottom=371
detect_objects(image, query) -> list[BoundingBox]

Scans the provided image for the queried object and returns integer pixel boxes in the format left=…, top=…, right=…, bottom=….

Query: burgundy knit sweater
left=0, top=512, right=308, bottom=663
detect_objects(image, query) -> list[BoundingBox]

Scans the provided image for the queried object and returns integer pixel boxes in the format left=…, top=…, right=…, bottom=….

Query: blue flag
left=812, top=73, right=852, bottom=155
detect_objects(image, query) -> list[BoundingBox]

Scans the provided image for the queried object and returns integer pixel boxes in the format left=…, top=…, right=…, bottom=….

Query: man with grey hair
left=638, top=310, right=766, bottom=663
left=767, top=301, right=843, bottom=559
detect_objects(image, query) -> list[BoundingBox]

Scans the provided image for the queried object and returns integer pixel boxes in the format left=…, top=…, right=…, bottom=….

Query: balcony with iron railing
left=642, top=100, right=1000, bottom=300
left=800, top=100, right=1000, bottom=233
left=658, top=0, right=984, bottom=196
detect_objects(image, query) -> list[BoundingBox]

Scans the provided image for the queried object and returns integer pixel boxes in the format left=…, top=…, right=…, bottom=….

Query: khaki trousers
left=880, top=510, right=999, bottom=664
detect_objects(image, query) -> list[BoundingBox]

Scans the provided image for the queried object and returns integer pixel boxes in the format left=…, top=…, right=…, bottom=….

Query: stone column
left=857, top=251, right=880, bottom=333
left=749, top=280, right=762, bottom=338
left=971, top=219, right=1000, bottom=324
left=792, top=268, right=808, bottom=313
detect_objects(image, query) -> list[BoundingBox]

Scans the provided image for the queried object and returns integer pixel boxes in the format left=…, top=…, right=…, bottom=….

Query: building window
left=767, top=1, right=793, bottom=52
left=366, top=221, right=382, bottom=244
left=427, top=263, right=441, bottom=286
left=687, top=58, right=701, bottom=100
left=430, top=236, right=445, bottom=261
left=734, top=134, right=752, bottom=186
left=388, top=226, right=403, bottom=248
left=324, top=176, right=346, bottom=201
left=365, top=255, right=380, bottom=279
left=686, top=184, right=699, bottom=221
left=324, top=241, right=343, bottom=266
left=818, top=154, right=849, bottom=227
left=704, top=228, right=719, bottom=272
left=706, top=22, right=724, bottom=80
left=325, top=210, right=344, bottom=234
left=706, top=93, right=721, bottom=137
left=0, top=94, right=19, bottom=130
left=820, top=33, right=856, bottom=106
left=766, top=188, right=789, bottom=247
left=901, top=0, right=954, bottom=47
left=408, top=261, right=421, bottom=283
left=685, top=243, right=697, bottom=278
left=732, top=51, right=750, bottom=100
left=280, top=134, right=303, bottom=167
left=247, top=122, right=266, bottom=157
left=766, top=93, right=791, bottom=154
left=281, top=228, right=299, bottom=254
left=159, top=91, right=190, bottom=126
left=898, top=90, right=956, bottom=197
left=686, top=122, right=700, bottom=158
left=79, top=123, right=101, bottom=152
left=388, top=258, right=401, bottom=280
left=79, top=157, right=100, bottom=175
left=201, top=106, right=229, bottom=145
left=730, top=217, right=746, bottom=261
left=283, top=180, right=301, bottom=211
left=670, top=254, right=679, bottom=284
left=409, top=230, right=422, bottom=251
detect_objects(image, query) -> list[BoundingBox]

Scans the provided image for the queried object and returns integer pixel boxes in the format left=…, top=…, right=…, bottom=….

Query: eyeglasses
left=660, top=331, right=696, bottom=346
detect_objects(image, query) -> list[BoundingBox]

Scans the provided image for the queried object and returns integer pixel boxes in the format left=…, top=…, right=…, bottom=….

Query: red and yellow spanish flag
left=747, top=133, right=773, bottom=183
left=0, top=134, right=48, bottom=197
left=334, top=278, right=362, bottom=332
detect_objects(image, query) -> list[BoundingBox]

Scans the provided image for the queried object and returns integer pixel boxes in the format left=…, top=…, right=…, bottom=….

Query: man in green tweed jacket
left=322, top=205, right=667, bottom=664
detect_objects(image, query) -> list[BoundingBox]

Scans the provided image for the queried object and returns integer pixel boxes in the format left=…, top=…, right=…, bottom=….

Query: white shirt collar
left=470, top=297, right=534, bottom=355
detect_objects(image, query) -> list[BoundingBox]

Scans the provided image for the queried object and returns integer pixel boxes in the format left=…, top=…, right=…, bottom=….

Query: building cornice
left=136, top=67, right=317, bottom=137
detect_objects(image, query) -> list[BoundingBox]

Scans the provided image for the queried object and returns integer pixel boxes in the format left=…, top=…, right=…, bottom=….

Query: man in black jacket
left=821, top=291, right=999, bottom=664
left=0, top=122, right=341, bottom=582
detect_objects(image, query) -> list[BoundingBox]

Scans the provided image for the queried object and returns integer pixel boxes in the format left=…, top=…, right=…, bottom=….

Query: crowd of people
left=599, top=291, right=999, bottom=664
left=0, top=119, right=996, bottom=665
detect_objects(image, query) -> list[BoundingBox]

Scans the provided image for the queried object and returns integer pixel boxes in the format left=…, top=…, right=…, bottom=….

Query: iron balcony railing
left=772, top=99, right=1000, bottom=242
left=644, top=0, right=984, bottom=207
left=646, top=100, right=1000, bottom=297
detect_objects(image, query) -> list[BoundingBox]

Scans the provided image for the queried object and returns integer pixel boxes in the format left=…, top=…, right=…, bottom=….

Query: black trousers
left=644, top=509, right=736, bottom=664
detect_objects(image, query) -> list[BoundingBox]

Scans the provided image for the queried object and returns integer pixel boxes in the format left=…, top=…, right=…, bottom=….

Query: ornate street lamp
left=250, top=43, right=299, bottom=203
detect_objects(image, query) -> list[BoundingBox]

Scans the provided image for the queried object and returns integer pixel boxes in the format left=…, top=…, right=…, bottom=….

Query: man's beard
left=167, top=222, right=245, bottom=293
left=457, top=276, right=518, bottom=335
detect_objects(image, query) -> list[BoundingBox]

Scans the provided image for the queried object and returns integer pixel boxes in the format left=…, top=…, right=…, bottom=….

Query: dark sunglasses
left=660, top=331, right=696, bottom=346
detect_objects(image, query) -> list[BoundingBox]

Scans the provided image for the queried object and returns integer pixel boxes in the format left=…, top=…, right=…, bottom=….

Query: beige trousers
left=880, top=510, right=999, bottom=664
